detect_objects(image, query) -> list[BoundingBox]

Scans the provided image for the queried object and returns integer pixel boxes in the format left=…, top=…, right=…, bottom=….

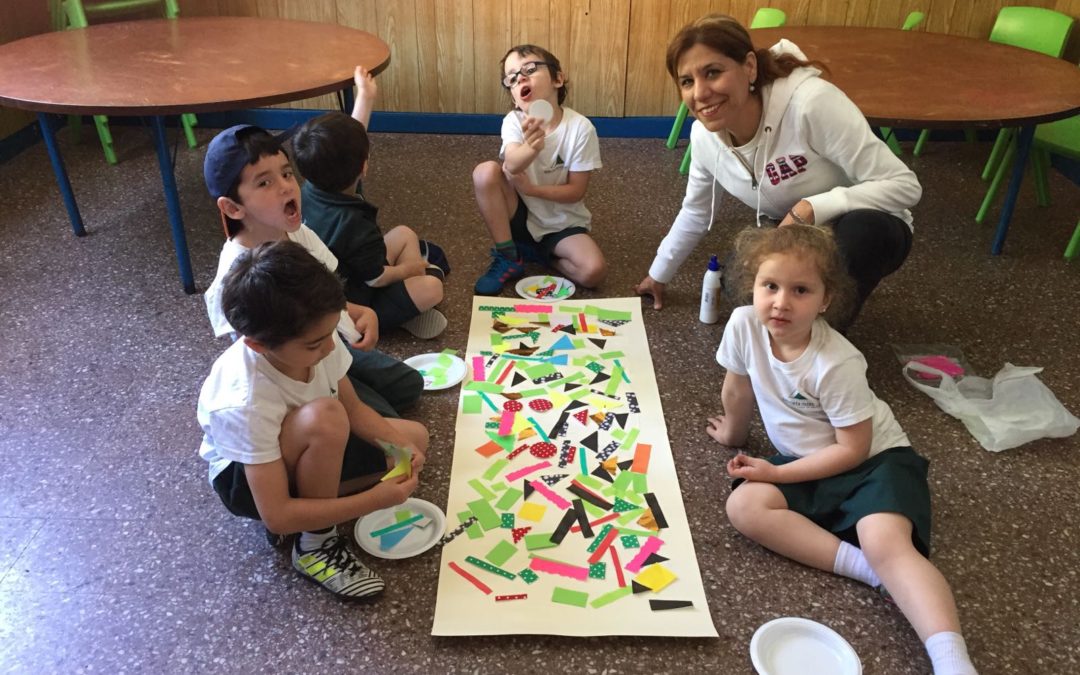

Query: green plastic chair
left=879, top=11, right=925, bottom=156
left=59, top=0, right=198, bottom=165
left=978, top=100, right=1080, bottom=258
left=914, top=6, right=1073, bottom=159
left=666, top=8, right=786, bottom=175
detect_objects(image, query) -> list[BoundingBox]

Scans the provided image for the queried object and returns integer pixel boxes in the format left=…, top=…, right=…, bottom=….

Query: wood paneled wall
left=3, top=0, right=1080, bottom=140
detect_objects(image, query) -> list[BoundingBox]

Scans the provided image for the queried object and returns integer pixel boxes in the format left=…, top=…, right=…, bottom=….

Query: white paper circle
left=528, top=99, right=554, bottom=123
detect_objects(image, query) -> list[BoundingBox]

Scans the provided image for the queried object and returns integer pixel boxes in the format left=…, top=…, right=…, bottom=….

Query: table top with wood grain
left=753, top=26, right=1080, bottom=129
left=0, top=16, right=390, bottom=116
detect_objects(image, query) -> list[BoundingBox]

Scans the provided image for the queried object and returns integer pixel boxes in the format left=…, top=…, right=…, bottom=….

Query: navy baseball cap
left=204, top=124, right=296, bottom=199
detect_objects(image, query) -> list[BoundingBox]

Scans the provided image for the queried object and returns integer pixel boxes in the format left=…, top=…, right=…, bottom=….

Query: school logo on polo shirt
left=545, top=153, right=566, bottom=173
left=785, top=390, right=820, bottom=411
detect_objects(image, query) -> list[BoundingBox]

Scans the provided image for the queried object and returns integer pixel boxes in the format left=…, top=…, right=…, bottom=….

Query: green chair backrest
left=902, top=11, right=925, bottom=31
left=63, top=0, right=179, bottom=29
left=989, top=6, right=1073, bottom=58
left=750, top=8, right=786, bottom=29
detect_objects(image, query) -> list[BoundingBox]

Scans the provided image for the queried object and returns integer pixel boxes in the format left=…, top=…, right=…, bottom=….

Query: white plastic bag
left=902, top=362, right=1080, bottom=452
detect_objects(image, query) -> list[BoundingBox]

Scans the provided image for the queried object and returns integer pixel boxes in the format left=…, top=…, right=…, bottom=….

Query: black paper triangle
left=580, top=430, right=600, bottom=452
left=590, top=372, right=610, bottom=385
left=614, top=413, right=629, bottom=428
left=523, top=480, right=535, bottom=499
left=588, top=338, right=607, bottom=349
left=643, top=553, right=669, bottom=566
left=631, top=581, right=650, bottom=594
left=512, top=372, right=526, bottom=386
left=591, top=465, right=614, bottom=483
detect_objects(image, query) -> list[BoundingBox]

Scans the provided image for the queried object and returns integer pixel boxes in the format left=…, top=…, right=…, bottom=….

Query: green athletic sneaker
left=292, top=536, right=385, bottom=600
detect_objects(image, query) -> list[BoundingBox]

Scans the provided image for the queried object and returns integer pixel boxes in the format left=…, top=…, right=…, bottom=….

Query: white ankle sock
left=832, top=540, right=881, bottom=587
left=925, top=631, right=977, bottom=675
left=298, top=526, right=336, bottom=552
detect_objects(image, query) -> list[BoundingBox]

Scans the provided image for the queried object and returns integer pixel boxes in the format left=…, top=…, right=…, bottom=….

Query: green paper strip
left=368, top=514, right=423, bottom=537
left=487, top=356, right=506, bottom=381
left=604, top=367, right=623, bottom=396
left=610, top=428, right=626, bottom=441
left=495, top=487, right=524, bottom=510
left=587, top=524, right=616, bottom=552
left=551, top=587, right=589, bottom=608
left=483, top=459, right=509, bottom=481
left=394, top=509, right=414, bottom=522
left=440, top=348, right=460, bottom=356
left=487, top=430, right=516, bottom=451
left=596, top=308, right=632, bottom=321
left=465, top=555, right=516, bottom=580
left=612, top=470, right=636, bottom=495
left=465, top=381, right=504, bottom=393
left=484, top=540, right=519, bottom=567
left=575, top=474, right=605, bottom=491
left=564, top=372, right=586, bottom=383
left=590, top=586, right=633, bottom=608
left=578, top=444, right=588, bottom=476
left=599, top=351, right=626, bottom=360
left=618, top=527, right=657, bottom=537
left=462, top=394, right=483, bottom=414
left=631, top=472, right=648, bottom=494
left=557, top=304, right=584, bottom=313
left=571, top=338, right=585, bottom=349
left=527, top=417, right=550, bottom=443
left=524, top=533, right=557, bottom=550
left=582, top=500, right=606, bottom=518
left=617, top=508, right=645, bottom=525
left=457, top=511, right=485, bottom=540
left=623, top=427, right=640, bottom=449
left=613, top=359, right=631, bottom=383
left=524, top=362, right=557, bottom=379
left=468, top=478, right=496, bottom=501
left=479, top=392, right=499, bottom=412
left=490, top=334, right=505, bottom=348
left=467, top=499, right=502, bottom=530
left=489, top=481, right=508, bottom=492
left=567, top=387, right=591, bottom=400
left=515, top=388, right=548, bottom=399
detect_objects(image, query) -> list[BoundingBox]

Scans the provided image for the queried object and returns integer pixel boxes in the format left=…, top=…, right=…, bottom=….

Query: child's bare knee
left=387, top=224, right=417, bottom=241
left=577, top=259, right=608, bottom=288
left=473, top=160, right=503, bottom=188
left=724, top=488, right=756, bottom=533
left=291, top=397, right=349, bottom=443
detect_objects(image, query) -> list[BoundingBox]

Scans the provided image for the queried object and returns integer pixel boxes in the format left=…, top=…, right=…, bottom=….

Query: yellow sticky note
left=381, top=457, right=412, bottom=482
left=511, top=414, right=533, bottom=435
left=634, top=564, right=677, bottom=592
left=518, top=502, right=547, bottom=523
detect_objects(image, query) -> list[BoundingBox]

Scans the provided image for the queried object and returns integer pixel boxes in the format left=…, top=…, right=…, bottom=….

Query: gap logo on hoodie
left=765, top=155, right=808, bottom=186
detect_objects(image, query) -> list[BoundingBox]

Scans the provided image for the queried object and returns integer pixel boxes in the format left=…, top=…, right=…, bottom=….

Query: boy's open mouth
left=284, top=199, right=298, bottom=217
left=520, top=85, right=533, bottom=100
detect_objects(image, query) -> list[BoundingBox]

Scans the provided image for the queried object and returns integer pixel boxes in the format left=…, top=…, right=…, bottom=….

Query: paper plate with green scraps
left=354, top=498, right=447, bottom=559
left=515, top=275, right=575, bottom=302
left=404, top=351, right=466, bottom=391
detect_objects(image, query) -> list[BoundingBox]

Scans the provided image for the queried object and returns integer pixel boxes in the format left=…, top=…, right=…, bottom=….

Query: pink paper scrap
left=497, top=409, right=516, bottom=436
left=471, top=355, right=486, bottom=382
left=505, top=461, right=551, bottom=482
left=530, top=557, right=589, bottom=580
left=625, top=536, right=666, bottom=573
left=514, top=304, right=552, bottom=314
left=530, top=480, right=571, bottom=510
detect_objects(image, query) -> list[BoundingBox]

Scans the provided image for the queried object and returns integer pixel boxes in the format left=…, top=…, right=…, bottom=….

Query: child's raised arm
left=706, top=371, right=754, bottom=447
left=502, top=116, right=545, bottom=174
left=351, top=65, right=378, bottom=130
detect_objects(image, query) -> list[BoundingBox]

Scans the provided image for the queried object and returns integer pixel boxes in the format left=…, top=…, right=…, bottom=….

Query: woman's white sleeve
left=648, top=135, right=719, bottom=283
left=802, top=84, right=922, bottom=224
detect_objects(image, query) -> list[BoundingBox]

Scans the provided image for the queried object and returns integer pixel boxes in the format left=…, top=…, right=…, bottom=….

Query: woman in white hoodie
left=635, top=14, right=921, bottom=329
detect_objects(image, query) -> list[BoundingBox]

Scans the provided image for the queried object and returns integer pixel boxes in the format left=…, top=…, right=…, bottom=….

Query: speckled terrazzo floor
left=1, top=122, right=1078, bottom=674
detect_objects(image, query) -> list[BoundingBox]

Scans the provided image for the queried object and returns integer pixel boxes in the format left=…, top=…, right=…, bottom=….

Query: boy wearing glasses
left=472, top=45, right=607, bottom=295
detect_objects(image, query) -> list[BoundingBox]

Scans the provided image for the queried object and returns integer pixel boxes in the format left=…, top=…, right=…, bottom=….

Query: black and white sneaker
left=291, top=536, right=385, bottom=600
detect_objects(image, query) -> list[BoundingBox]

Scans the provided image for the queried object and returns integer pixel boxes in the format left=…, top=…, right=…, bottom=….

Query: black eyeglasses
left=502, top=61, right=556, bottom=89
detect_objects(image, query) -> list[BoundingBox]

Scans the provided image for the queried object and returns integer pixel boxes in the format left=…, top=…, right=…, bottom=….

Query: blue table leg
left=149, top=115, right=197, bottom=294
left=37, top=112, right=86, bottom=237
left=991, top=124, right=1035, bottom=255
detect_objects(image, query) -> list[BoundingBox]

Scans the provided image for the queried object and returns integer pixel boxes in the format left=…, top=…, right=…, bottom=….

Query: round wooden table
left=0, top=17, right=390, bottom=293
left=752, top=26, right=1080, bottom=254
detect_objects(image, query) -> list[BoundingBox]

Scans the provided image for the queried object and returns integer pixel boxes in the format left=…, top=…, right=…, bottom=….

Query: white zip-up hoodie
left=648, top=40, right=922, bottom=284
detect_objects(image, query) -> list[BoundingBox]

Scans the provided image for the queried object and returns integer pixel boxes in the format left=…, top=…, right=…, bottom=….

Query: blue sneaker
left=475, top=248, right=526, bottom=295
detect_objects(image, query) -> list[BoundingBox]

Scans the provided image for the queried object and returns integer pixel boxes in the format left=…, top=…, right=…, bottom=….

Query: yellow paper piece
left=586, top=395, right=620, bottom=411
left=549, top=391, right=570, bottom=408
left=634, top=564, right=677, bottom=592
left=518, top=502, right=547, bottom=523
left=502, top=316, right=527, bottom=326
left=518, top=427, right=537, bottom=440
left=381, top=457, right=412, bottom=482
left=601, top=457, right=619, bottom=474
left=512, top=414, right=533, bottom=434
left=493, top=344, right=509, bottom=354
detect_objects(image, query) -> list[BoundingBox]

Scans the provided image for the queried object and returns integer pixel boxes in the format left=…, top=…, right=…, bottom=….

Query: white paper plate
left=403, top=353, right=466, bottom=391
left=514, top=275, right=575, bottom=302
left=354, top=498, right=446, bottom=560
left=528, top=99, right=554, bottom=123
left=750, top=617, right=861, bottom=675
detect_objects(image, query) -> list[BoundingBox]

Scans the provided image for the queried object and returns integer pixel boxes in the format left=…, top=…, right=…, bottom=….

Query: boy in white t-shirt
left=472, top=44, right=607, bottom=295
left=202, top=125, right=423, bottom=426
left=198, top=240, right=428, bottom=600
